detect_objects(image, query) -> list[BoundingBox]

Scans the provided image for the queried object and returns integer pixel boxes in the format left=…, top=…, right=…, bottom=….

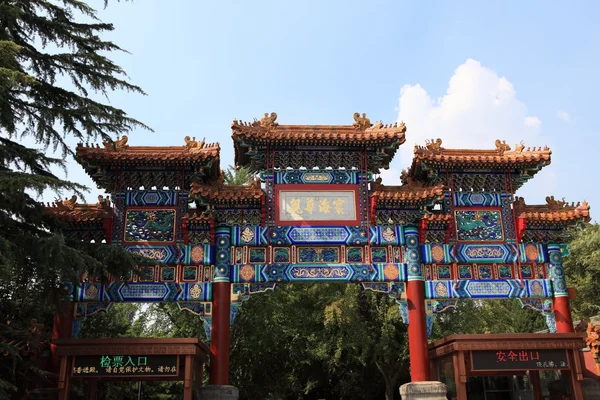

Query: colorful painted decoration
left=455, top=209, right=504, bottom=242
left=124, top=209, right=176, bottom=243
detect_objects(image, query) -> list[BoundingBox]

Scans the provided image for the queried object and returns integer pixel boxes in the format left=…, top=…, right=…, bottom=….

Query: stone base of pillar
left=197, top=385, right=239, bottom=400
left=399, top=381, right=447, bottom=400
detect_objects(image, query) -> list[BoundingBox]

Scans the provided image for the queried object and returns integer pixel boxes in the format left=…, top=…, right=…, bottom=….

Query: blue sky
left=45, top=0, right=600, bottom=217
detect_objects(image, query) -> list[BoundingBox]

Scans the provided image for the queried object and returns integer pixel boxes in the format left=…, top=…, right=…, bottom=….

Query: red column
left=210, top=281, right=231, bottom=385
left=51, top=301, right=74, bottom=371
left=554, top=296, right=574, bottom=333
left=407, top=280, right=430, bottom=381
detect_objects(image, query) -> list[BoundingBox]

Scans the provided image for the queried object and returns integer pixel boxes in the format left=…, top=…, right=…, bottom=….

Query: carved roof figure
left=352, top=112, right=372, bottom=130
left=425, top=138, right=443, bottom=152
left=494, top=139, right=511, bottom=153
left=258, top=112, right=278, bottom=130
left=103, top=135, right=128, bottom=151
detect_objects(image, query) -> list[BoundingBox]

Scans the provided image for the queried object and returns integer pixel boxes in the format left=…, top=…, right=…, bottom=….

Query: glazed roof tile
left=76, top=136, right=220, bottom=165
left=44, top=196, right=111, bottom=224
left=232, top=112, right=406, bottom=145
left=412, top=139, right=551, bottom=166
left=515, top=197, right=591, bottom=224
left=371, top=181, right=445, bottom=204
left=189, top=181, right=264, bottom=203
left=232, top=113, right=406, bottom=171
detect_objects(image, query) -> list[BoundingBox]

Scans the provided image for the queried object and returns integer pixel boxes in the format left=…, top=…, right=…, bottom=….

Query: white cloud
left=524, top=116, right=541, bottom=127
left=392, top=58, right=554, bottom=203
left=557, top=110, right=570, bottom=121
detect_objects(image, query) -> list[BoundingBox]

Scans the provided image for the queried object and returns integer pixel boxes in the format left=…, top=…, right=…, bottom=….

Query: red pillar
left=554, top=296, right=574, bottom=333
left=407, top=280, right=430, bottom=381
left=210, top=281, right=231, bottom=385
left=51, top=301, right=74, bottom=371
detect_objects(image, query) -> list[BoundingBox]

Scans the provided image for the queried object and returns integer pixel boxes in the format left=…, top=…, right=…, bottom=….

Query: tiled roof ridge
left=44, top=195, right=112, bottom=223
left=231, top=112, right=406, bottom=143
left=76, top=137, right=221, bottom=153
left=514, top=196, right=591, bottom=223
left=413, top=138, right=551, bottom=158
left=371, top=180, right=445, bottom=202
left=189, top=179, right=265, bottom=202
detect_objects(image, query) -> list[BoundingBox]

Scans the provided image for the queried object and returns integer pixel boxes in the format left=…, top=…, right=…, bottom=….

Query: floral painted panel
left=124, top=209, right=176, bottom=243
left=455, top=209, right=504, bottom=242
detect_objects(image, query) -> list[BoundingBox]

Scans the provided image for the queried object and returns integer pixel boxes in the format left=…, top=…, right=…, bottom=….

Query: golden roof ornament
left=52, top=195, right=78, bottom=211
left=352, top=112, right=372, bottom=130
left=103, top=135, right=128, bottom=151
left=184, top=136, right=206, bottom=152
left=514, top=141, right=525, bottom=154
left=425, top=138, right=443, bottom=152
left=494, top=139, right=511, bottom=154
left=252, top=112, right=278, bottom=130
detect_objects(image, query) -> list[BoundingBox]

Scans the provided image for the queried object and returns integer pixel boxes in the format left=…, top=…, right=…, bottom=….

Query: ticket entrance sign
left=73, top=354, right=179, bottom=377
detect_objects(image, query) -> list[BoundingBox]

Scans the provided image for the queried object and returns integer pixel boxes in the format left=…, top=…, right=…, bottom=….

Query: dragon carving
left=103, top=135, right=128, bottom=151
left=53, top=195, right=78, bottom=211
left=352, top=112, right=372, bottom=130
left=253, top=112, right=278, bottom=130
left=494, top=139, right=511, bottom=153
left=184, top=136, right=206, bottom=152
left=425, top=138, right=443, bottom=152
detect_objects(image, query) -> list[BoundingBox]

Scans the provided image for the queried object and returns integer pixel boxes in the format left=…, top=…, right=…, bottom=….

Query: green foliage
left=564, top=223, right=600, bottom=319
left=230, top=285, right=409, bottom=400
left=223, top=165, right=253, bottom=186
left=0, top=0, right=148, bottom=396
left=432, top=299, right=547, bottom=339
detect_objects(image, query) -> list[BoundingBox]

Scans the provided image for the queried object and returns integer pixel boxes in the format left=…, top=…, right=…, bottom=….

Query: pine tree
left=0, top=1, right=149, bottom=395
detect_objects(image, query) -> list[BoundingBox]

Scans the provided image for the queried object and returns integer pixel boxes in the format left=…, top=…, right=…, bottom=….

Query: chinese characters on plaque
left=72, top=355, right=179, bottom=377
left=471, top=349, right=569, bottom=371
left=278, top=190, right=357, bottom=222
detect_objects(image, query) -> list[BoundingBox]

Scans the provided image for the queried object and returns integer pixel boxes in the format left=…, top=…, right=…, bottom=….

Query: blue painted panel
left=275, top=170, right=359, bottom=184
left=76, top=282, right=212, bottom=302
left=125, top=190, right=178, bottom=206
left=124, top=245, right=179, bottom=264
left=424, top=279, right=553, bottom=299
left=456, top=244, right=517, bottom=263
left=269, top=226, right=368, bottom=245
left=231, top=225, right=269, bottom=246
left=453, top=192, right=501, bottom=207
left=422, top=244, right=453, bottom=264
left=369, top=225, right=404, bottom=245
left=518, top=243, right=547, bottom=263
left=179, top=245, right=214, bottom=265
left=230, top=263, right=407, bottom=283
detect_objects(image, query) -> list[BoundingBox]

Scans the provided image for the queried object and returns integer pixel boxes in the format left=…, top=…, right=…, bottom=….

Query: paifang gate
left=46, top=112, right=591, bottom=388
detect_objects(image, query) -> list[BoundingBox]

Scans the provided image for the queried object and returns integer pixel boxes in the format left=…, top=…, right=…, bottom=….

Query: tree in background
left=564, top=224, right=600, bottom=319
left=0, top=1, right=147, bottom=396
left=223, top=165, right=253, bottom=185
left=229, top=285, right=410, bottom=400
